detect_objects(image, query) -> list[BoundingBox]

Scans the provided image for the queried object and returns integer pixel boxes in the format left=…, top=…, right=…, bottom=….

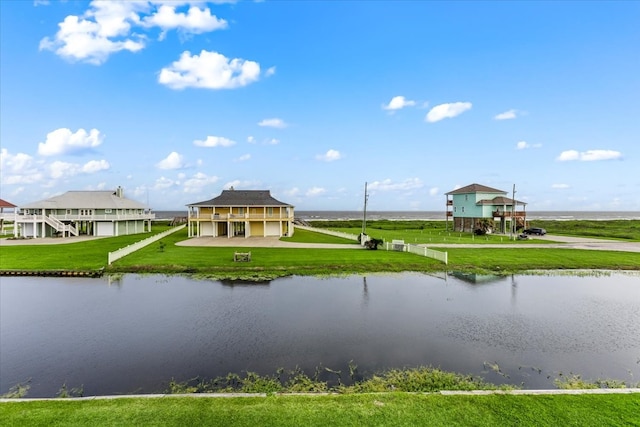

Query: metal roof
left=0, top=198, right=17, bottom=208
left=20, top=190, right=148, bottom=210
left=188, top=190, right=292, bottom=207
left=445, top=183, right=506, bottom=195
left=476, top=196, right=527, bottom=206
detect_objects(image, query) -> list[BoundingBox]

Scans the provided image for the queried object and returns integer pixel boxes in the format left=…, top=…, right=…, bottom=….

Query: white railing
left=44, top=215, right=78, bottom=236
left=293, top=225, right=360, bottom=241
left=108, top=225, right=185, bottom=265
left=16, top=213, right=155, bottom=221
left=383, top=241, right=448, bottom=265
left=191, top=213, right=293, bottom=220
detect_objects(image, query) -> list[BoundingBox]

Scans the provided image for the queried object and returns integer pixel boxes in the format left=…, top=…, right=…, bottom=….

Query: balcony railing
left=190, top=213, right=293, bottom=221
left=492, top=210, right=526, bottom=218
left=15, top=213, right=156, bottom=222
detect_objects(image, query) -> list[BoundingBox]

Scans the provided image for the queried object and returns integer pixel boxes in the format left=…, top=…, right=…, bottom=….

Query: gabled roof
left=20, top=190, right=148, bottom=210
left=476, top=196, right=527, bottom=206
left=0, top=198, right=17, bottom=208
left=188, top=190, right=292, bottom=207
left=445, top=183, right=506, bottom=195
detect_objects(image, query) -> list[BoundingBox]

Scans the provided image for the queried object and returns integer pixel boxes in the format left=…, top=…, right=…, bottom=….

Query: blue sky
left=1, top=1, right=638, bottom=211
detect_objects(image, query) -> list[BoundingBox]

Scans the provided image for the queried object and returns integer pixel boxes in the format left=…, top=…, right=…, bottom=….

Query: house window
left=462, top=207, right=465, bottom=213
left=454, top=207, right=457, bottom=212
left=105, top=209, right=112, bottom=214
left=267, top=207, right=273, bottom=217
left=238, top=207, right=244, bottom=215
left=66, top=209, right=72, bottom=215
left=465, top=195, right=468, bottom=201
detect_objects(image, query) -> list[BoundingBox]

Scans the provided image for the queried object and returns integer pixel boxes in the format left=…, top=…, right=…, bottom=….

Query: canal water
left=1, top=272, right=639, bottom=397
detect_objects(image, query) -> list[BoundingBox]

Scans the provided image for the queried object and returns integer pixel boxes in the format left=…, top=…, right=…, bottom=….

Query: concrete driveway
left=175, top=236, right=362, bottom=249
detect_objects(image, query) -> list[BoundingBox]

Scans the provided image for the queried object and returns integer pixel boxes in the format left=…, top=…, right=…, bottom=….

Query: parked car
left=523, top=227, right=546, bottom=236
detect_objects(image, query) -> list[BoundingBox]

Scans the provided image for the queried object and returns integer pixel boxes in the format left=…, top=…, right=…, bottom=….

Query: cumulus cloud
left=265, top=138, right=280, bottom=145
left=156, top=151, right=185, bottom=169
left=49, top=159, right=110, bottom=179
left=38, top=128, right=104, bottom=156
left=224, top=179, right=260, bottom=190
left=284, top=187, right=300, bottom=197
left=247, top=136, right=256, bottom=143
left=153, top=176, right=177, bottom=190
left=383, top=96, right=416, bottom=111
left=142, top=5, right=227, bottom=40
left=552, top=183, right=570, bottom=189
left=306, top=187, right=326, bottom=197
left=265, top=66, right=276, bottom=77
left=429, top=187, right=439, bottom=196
left=494, top=109, right=518, bottom=120
left=40, top=2, right=230, bottom=65
left=158, top=50, right=261, bottom=90
left=193, top=135, right=236, bottom=147
left=0, top=149, right=43, bottom=184
left=556, top=149, right=622, bottom=162
left=258, top=118, right=288, bottom=128
left=316, top=149, right=342, bottom=162
left=236, top=154, right=251, bottom=162
left=183, top=172, right=219, bottom=193
left=516, top=141, right=542, bottom=150
left=426, top=102, right=472, bottom=123
left=368, top=178, right=424, bottom=191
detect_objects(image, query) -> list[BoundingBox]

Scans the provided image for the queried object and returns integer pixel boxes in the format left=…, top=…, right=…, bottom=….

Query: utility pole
left=362, top=182, right=369, bottom=237
left=511, top=184, right=516, bottom=240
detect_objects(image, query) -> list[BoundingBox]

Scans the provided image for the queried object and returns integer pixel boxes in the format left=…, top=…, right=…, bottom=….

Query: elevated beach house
left=187, top=189, right=294, bottom=238
left=0, top=198, right=17, bottom=235
left=445, top=183, right=527, bottom=233
left=15, top=187, right=154, bottom=238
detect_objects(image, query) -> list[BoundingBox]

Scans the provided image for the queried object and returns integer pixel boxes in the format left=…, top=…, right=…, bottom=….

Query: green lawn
left=1, top=393, right=638, bottom=426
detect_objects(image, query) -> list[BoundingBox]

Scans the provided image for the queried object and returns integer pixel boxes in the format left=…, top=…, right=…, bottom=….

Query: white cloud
left=552, top=183, right=570, bottom=189
left=183, top=172, right=219, bottom=193
left=40, top=2, right=232, bottom=65
left=284, top=187, right=300, bottom=197
left=38, top=128, right=104, bottom=156
left=224, top=179, right=260, bottom=190
left=39, top=1, right=147, bottom=65
left=306, top=187, right=326, bottom=197
left=429, top=187, right=439, bottom=196
left=383, top=96, right=416, bottom=111
left=557, top=149, right=622, bottom=162
left=265, top=66, right=276, bottom=77
left=258, top=118, right=288, bottom=128
left=247, top=136, right=256, bottom=143
left=236, top=154, right=251, bottom=162
left=516, top=141, right=542, bottom=150
left=368, top=178, right=424, bottom=191
left=0, top=149, right=43, bottom=185
left=82, top=159, right=110, bottom=173
left=494, top=109, right=518, bottom=120
left=425, top=102, right=472, bottom=123
left=316, top=149, right=342, bottom=162
left=265, top=138, right=280, bottom=145
left=158, top=50, right=261, bottom=90
left=193, top=135, right=236, bottom=147
left=156, top=151, right=185, bottom=169
left=153, top=176, right=177, bottom=190
left=142, top=5, right=227, bottom=40
left=49, top=159, right=110, bottom=179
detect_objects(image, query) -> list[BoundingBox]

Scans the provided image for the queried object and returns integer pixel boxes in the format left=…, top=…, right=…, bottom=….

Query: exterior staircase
left=44, top=215, right=79, bottom=237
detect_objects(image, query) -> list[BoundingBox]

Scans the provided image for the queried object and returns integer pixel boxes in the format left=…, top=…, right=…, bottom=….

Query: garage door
left=265, top=222, right=280, bottom=236
left=97, top=222, right=114, bottom=236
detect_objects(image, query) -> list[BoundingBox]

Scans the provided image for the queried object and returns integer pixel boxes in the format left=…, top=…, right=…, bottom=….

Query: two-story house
left=187, top=189, right=294, bottom=238
left=15, top=186, right=154, bottom=238
left=445, top=183, right=526, bottom=233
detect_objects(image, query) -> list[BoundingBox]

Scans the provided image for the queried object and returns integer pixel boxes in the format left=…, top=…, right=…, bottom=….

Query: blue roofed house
left=15, top=186, right=154, bottom=238
left=445, top=183, right=527, bottom=233
left=186, top=189, right=294, bottom=238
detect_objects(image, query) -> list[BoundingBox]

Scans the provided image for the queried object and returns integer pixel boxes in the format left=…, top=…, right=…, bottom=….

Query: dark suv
left=523, top=227, right=546, bottom=236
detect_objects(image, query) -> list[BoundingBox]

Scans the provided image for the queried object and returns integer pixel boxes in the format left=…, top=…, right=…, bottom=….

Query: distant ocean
left=154, top=210, right=640, bottom=221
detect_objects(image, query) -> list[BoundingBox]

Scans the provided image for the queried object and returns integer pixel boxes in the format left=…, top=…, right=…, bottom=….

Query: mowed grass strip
left=1, top=393, right=638, bottom=426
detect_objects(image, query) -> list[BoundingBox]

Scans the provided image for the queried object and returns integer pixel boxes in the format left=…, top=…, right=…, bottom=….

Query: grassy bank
left=1, top=393, right=639, bottom=426
left=2, top=225, right=639, bottom=278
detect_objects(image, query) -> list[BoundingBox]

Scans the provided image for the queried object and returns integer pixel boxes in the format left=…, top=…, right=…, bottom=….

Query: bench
left=234, top=251, right=251, bottom=262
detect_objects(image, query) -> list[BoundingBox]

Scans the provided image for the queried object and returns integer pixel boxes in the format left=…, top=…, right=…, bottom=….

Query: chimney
left=116, top=186, right=124, bottom=198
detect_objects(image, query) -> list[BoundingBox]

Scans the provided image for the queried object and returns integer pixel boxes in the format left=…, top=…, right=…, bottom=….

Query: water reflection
left=1, top=272, right=638, bottom=397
